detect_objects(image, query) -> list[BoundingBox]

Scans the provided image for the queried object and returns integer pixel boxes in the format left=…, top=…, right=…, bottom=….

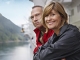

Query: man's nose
left=33, top=16, right=37, bottom=21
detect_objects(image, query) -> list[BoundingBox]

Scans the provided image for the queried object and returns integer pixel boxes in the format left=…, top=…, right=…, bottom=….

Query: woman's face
left=45, top=9, right=62, bottom=30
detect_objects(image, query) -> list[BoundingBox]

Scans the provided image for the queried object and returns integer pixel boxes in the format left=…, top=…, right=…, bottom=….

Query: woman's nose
left=47, top=15, right=51, bottom=20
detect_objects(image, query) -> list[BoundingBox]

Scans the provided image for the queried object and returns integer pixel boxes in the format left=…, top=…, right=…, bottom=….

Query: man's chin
left=36, top=26, right=42, bottom=28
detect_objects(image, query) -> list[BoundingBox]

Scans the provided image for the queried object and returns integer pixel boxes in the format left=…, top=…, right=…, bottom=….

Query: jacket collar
left=34, top=28, right=40, bottom=34
left=58, top=23, right=68, bottom=36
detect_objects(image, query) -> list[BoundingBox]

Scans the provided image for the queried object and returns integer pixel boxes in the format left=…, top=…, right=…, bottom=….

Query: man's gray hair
left=32, top=5, right=43, bottom=10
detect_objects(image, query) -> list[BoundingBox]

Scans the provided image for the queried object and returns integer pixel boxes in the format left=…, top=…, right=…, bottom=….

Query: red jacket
left=34, top=28, right=54, bottom=54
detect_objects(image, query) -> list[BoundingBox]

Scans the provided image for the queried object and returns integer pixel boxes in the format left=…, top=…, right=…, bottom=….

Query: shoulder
left=59, top=24, right=80, bottom=40
left=66, top=24, right=79, bottom=35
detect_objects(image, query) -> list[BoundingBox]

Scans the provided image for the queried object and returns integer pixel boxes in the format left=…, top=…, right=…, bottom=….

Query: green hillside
left=0, top=14, right=28, bottom=42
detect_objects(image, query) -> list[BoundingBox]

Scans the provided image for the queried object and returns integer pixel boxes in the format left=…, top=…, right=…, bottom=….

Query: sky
left=0, top=0, right=34, bottom=27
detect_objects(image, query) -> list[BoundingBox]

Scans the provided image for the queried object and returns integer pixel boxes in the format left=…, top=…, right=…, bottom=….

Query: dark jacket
left=33, top=28, right=54, bottom=54
left=33, top=24, right=80, bottom=60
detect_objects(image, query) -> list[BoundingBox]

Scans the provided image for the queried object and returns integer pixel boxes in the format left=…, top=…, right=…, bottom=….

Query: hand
left=61, top=58, right=66, bottom=60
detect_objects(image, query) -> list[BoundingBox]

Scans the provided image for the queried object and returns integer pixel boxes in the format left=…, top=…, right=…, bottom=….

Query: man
left=30, top=5, right=54, bottom=54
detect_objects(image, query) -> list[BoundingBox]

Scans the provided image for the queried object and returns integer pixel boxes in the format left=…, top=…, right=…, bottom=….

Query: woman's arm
left=34, top=34, right=80, bottom=60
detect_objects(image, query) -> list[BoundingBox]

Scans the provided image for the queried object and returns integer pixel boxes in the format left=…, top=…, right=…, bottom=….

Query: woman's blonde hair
left=42, top=2, right=68, bottom=29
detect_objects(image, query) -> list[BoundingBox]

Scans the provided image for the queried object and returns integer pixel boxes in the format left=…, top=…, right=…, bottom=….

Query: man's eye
left=45, top=15, right=48, bottom=17
left=31, top=16, right=34, bottom=19
left=36, top=14, right=40, bottom=16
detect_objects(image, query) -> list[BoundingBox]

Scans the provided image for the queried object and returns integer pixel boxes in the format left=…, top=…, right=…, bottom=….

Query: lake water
left=0, top=42, right=33, bottom=60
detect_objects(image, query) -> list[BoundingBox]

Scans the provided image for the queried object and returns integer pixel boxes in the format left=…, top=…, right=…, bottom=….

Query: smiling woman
left=33, top=1, right=80, bottom=60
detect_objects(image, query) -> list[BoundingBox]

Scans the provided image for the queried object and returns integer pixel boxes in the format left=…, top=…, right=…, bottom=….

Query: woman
left=33, top=1, right=80, bottom=60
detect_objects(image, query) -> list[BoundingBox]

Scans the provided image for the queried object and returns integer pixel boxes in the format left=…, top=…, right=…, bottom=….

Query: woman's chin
left=48, top=27, right=54, bottom=29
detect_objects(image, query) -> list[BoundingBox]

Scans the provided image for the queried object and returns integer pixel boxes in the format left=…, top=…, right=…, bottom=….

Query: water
left=0, top=42, right=33, bottom=60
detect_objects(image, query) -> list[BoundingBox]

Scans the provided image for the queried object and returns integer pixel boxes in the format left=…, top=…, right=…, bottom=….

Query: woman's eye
left=52, top=14, right=55, bottom=16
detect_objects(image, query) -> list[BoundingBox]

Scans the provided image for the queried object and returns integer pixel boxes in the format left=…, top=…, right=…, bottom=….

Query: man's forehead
left=31, top=10, right=41, bottom=16
left=32, top=7, right=41, bottom=12
left=31, top=7, right=43, bottom=16
left=31, top=11, right=40, bottom=16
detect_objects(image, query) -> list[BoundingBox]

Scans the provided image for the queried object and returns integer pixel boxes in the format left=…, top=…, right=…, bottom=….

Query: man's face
left=31, top=7, right=43, bottom=28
